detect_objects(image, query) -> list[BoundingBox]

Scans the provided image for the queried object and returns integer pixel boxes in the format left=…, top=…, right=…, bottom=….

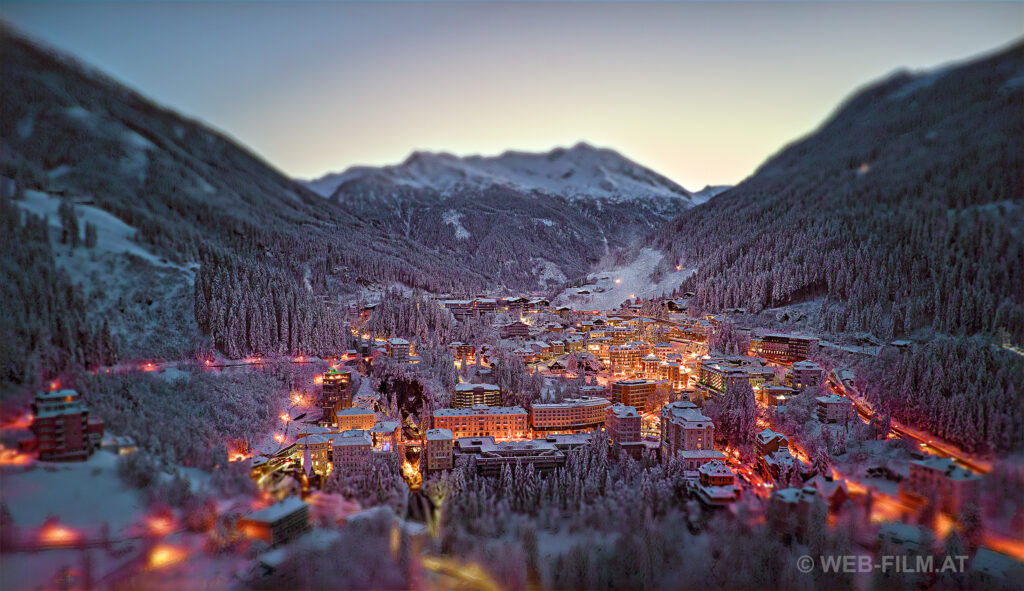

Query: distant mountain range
left=305, top=143, right=696, bottom=204
left=301, top=143, right=703, bottom=291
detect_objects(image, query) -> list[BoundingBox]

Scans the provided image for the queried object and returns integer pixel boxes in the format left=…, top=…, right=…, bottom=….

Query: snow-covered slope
left=692, top=185, right=732, bottom=204
left=305, top=142, right=694, bottom=204
left=553, top=248, right=694, bottom=310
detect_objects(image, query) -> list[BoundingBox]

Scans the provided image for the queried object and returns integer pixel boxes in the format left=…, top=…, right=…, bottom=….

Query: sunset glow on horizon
left=3, top=1, right=1021, bottom=189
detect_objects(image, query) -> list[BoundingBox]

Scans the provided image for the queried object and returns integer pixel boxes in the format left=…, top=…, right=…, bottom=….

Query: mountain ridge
left=304, top=141, right=695, bottom=204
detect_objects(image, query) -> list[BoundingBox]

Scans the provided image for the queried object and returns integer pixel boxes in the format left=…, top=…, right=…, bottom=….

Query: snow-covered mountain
left=305, top=142, right=695, bottom=204
left=301, top=143, right=701, bottom=291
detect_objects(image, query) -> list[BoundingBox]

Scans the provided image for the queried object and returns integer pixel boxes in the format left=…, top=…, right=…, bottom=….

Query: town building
left=369, top=421, right=402, bottom=454
left=442, top=300, right=476, bottom=321
left=423, top=428, right=454, bottom=473
left=452, top=383, right=501, bottom=408
left=695, top=358, right=749, bottom=398
left=336, top=408, right=376, bottom=432
left=815, top=395, right=855, bottom=423
left=296, top=433, right=335, bottom=476
left=899, top=457, right=981, bottom=514
left=609, top=345, right=643, bottom=376
left=788, top=360, right=824, bottom=390
left=695, top=460, right=741, bottom=507
left=749, top=333, right=819, bottom=361
left=321, top=368, right=352, bottom=421
left=660, top=400, right=715, bottom=461
left=500, top=321, right=530, bottom=339
left=611, top=379, right=656, bottom=413
left=451, top=342, right=476, bottom=364
left=239, top=496, right=311, bottom=546
left=759, top=447, right=807, bottom=484
left=24, top=390, right=104, bottom=461
left=757, top=385, right=795, bottom=407
left=453, top=437, right=565, bottom=477
left=755, top=428, right=789, bottom=457
left=530, top=397, right=610, bottom=433
left=331, top=431, right=373, bottom=472
left=433, top=405, right=529, bottom=440
left=386, top=338, right=412, bottom=361
left=605, top=404, right=641, bottom=447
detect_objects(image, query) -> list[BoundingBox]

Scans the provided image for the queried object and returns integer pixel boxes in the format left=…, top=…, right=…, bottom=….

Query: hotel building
left=433, top=405, right=529, bottom=440
left=452, top=383, right=501, bottom=408
left=530, top=397, right=610, bottom=433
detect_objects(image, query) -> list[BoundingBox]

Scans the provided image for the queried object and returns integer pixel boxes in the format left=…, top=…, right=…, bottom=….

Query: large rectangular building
left=749, top=334, right=818, bottom=361
left=530, top=397, right=610, bottom=433
left=239, top=496, right=310, bottom=546
left=660, top=400, right=715, bottom=460
left=336, top=408, right=376, bottom=432
left=789, top=360, right=824, bottom=391
left=452, top=383, right=501, bottom=408
left=423, top=428, right=454, bottom=473
left=321, top=368, right=353, bottom=421
left=611, top=379, right=656, bottom=413
left=27, top=390, right=104, bottom=462
left=605, top=403, right=641, bottom=446
left=332, top=431, right=373, bottom=472
left=433, top=405, right=529, bottom=440
left=609, top=345, right=643, bottom=376
left=453, top=437, right=565, bottom=477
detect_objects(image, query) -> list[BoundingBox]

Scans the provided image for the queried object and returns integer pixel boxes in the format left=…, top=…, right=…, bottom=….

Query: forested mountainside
left=306, top=146, right=698, bottom=287
left=658, top=41, right=1024, bottom=343
left=0, top=31, right=491, bottom=385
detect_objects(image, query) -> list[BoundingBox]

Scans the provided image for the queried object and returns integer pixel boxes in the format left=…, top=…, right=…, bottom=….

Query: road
left=828, top=374, right=992, bottom=475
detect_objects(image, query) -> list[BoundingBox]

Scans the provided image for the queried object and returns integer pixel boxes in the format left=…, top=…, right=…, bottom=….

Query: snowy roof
left=608, top=403, right=639, bottom=418
left=455, top=382, right=500, bottom=392
left=815, top=395, right=849, bottom=404
left=370, top=421, right=400, bottom=433
left=332, top=432, right=372, bottom=447
left=614, top=379, right=654, bottom=386
left=36, top=389, right=80, bottom=401
left=388, top=338, right=410, bottom=345
left=245, top=496, right=308, bottom=524
left=677, top=450, right=726, bottom=460
left=910, top=457, right=980, bottom=481
left=643, top=354, right=661, bottom=361
left=792, top=360, right=822, bottom=370
left=434, top=406, right=528, bottom=417
left=532, top=397, right=610, bottom=410
left=698, top=460, right=733, bottom=477
left=757, top=428, right=786, bottom=443
left=336, top=408, right=375, bottom=416
left=971, top=548, right=1023, bottom=580
left=425, top=428, right=453, bottom=441
left=661, top=401, right=711, bottom=426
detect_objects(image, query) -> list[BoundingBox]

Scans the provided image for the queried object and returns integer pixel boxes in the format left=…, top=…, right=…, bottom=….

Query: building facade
left=423, top=428, right=454, bottom=472
left=660, top=400, right=715, bottom=460
left=27, top=390, right=104, bottom=461
left=452, top=383, right=501, bottom=408
left=433, top=405, right=529, bottom=440
left=530, top=397, right=610, bottom=433
left=611, top=379, right=656, bottom=413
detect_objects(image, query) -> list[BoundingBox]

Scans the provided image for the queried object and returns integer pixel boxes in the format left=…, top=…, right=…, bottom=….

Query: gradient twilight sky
left=2, top=2, right=1022, bottom=189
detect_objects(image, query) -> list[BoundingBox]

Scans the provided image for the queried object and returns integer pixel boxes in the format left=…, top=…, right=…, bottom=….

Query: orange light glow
left=313, top=375, right=324, bottom=386
left=40, top=523, right=80, bottom=546
left=205, top=359, right=212, bottom=366
left=142, top=362, right=157, bottom=372
left=280, top=413, right=291, bottom=423
left=146, top=515, right=176, bottom=536
left=0, top=447, right=32, bottom=466
left=48, top=380, right=60, bottom=391
left=675, top=265, right=682, bottom=271
left=147, top=544, right=187, bottom=570
left=614, top=278, right=622, bottom=284
left=274, top=433, right=285, bottom=444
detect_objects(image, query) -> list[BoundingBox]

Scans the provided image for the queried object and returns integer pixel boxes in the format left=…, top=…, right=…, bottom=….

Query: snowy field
left=1, top=450, right=147, bottom=533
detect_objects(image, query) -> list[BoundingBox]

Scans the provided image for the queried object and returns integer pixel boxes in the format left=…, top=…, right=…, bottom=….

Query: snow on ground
left=1, top=450, right=146, bottom=533
left=16, top=190, right=184, bottom=272
left=442, top=209, right=471, bottom=239
left=554, top=248, right=693, bottom=310
left=532, top=258, right=567, bottom=286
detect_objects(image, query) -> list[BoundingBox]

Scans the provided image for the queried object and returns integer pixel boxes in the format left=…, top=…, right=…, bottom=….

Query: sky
left=2, top=2, right=1022, bottom=189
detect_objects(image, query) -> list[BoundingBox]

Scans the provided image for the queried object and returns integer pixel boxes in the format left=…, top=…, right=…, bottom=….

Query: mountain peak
left=306, top=143, right=692, bottom=203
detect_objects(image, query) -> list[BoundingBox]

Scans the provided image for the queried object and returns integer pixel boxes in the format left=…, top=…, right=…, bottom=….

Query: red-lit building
left=24, top=390, right=104, bottom=461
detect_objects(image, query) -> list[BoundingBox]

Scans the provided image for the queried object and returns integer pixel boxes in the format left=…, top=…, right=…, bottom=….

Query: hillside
left=0, top=31, right=492, bottom=383
left=658, top=41, right=1024, bottom=343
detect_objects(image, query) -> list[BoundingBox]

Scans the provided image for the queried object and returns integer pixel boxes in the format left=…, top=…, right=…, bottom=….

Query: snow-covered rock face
left=303, top=142, right=693, bottom=204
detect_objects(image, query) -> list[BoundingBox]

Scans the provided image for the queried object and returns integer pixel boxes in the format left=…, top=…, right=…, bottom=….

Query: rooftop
left=455, top=382, right=500, bottom=392
left=244, top=496, right=308, bottom=524
left=434, top=405, right=528, bottom=417
left=425, top=428, right=453, bottom=441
